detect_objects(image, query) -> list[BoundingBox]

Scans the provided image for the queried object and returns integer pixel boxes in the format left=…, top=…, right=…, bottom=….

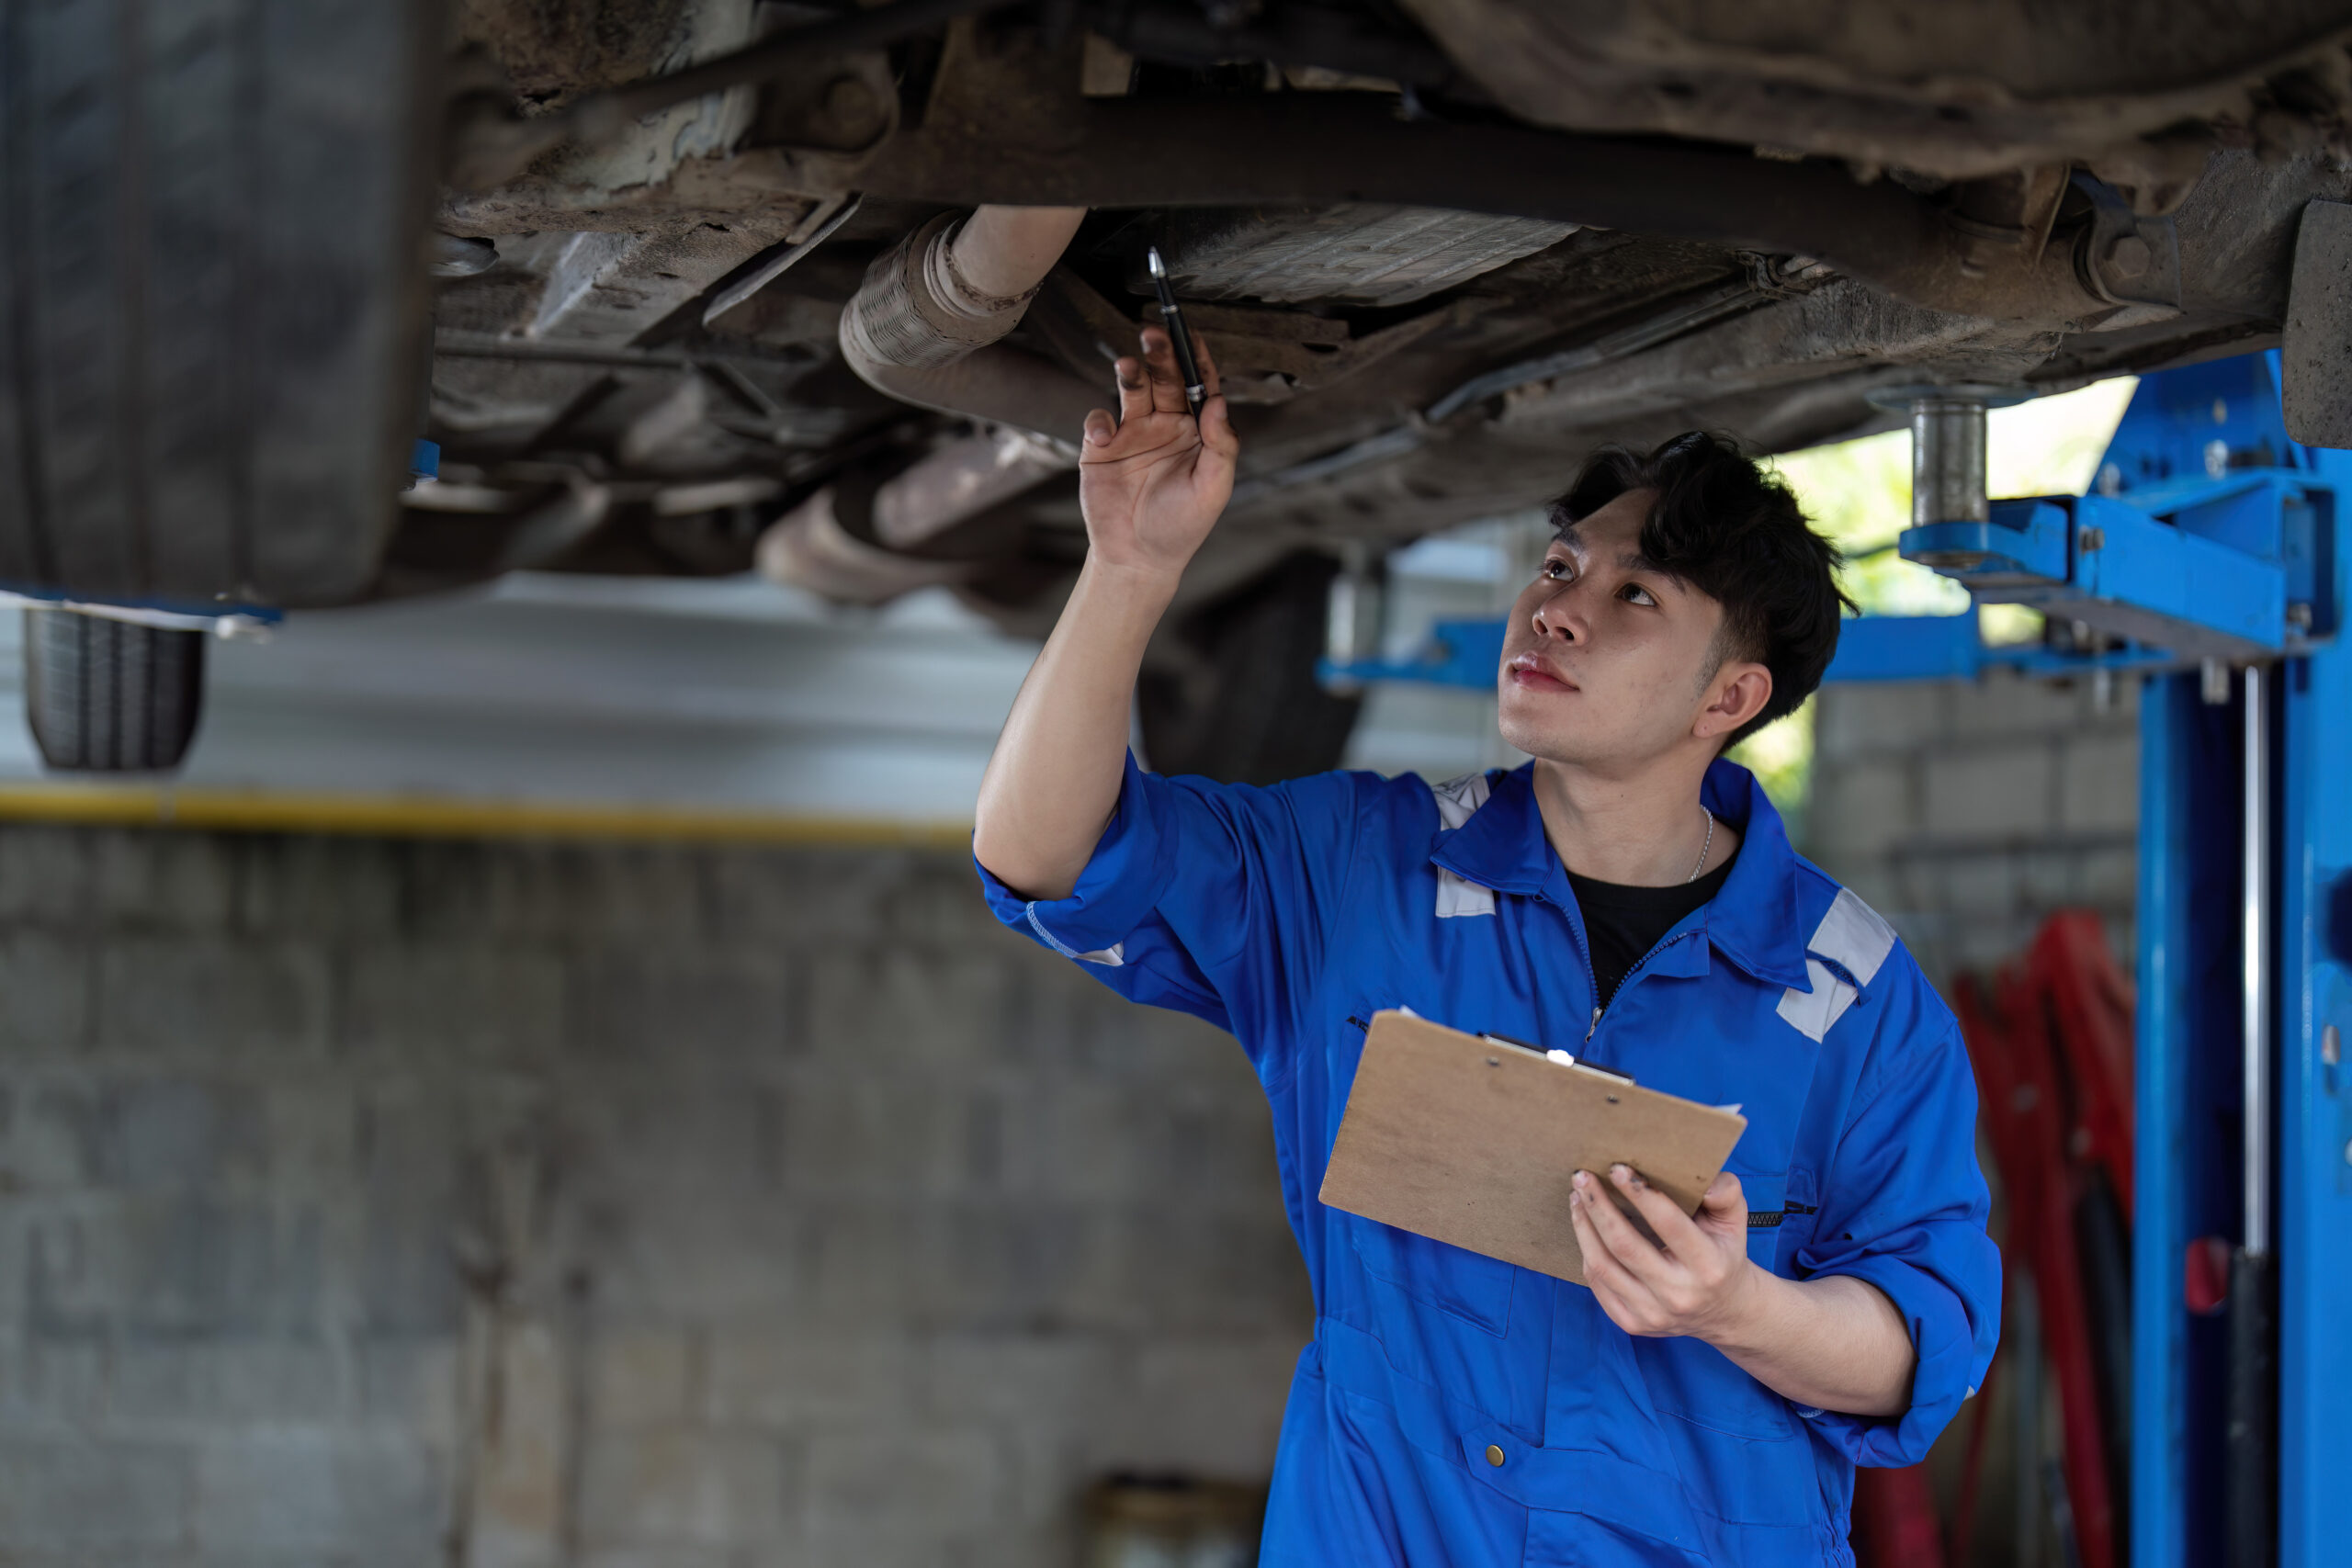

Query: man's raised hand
left=1078, top=326, right=1237, bottom=582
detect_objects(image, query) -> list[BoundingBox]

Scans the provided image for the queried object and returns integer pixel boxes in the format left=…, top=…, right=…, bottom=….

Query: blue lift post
left=1323, top=350, right=2352, bottom=1568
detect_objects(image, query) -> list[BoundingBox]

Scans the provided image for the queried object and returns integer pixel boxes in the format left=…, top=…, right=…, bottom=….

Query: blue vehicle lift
left=1326, top=350, right=2352, bottom=1568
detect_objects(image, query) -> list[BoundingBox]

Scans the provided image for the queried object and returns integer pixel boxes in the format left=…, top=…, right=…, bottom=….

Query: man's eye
left=1541, top=558, right=1571, bottom=581
left=1621, top=583, right=1657, bottom=606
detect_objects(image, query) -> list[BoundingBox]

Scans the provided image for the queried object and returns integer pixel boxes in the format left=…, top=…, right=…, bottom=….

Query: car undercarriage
left=9, top=0, right=2352, bottom=775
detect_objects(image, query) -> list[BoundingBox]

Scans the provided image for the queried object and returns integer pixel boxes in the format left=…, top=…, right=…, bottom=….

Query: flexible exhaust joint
left=763, top=206, right=1094, bottom=605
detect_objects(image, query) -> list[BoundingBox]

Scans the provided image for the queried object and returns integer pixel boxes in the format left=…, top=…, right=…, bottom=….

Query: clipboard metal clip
left=1479, top=1032, right=1637, bottom=1085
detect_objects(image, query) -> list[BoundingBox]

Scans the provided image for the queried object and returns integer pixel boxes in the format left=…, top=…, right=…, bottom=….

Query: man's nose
left=1530, top=581, right=1584, bottom=642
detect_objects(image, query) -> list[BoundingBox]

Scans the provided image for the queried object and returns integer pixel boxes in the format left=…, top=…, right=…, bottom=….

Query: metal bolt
left=820, top=76, right=881, bottom=140
left=2343, top=1138, right=2351, bottom=1168
left=2324, top=1022, right=2341, bottom=1067
left=2079, top=525, right=2106, bottom=552
left=2201, top=658, right=2232, bottom=705
left=2108, top=234, right=2153, bottom=276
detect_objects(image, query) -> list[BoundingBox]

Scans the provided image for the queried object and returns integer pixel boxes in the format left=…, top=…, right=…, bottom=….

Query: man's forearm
left=972, top=560, right=1179, bottom=900
left=1707, top=1269, right=1916, bottom=1419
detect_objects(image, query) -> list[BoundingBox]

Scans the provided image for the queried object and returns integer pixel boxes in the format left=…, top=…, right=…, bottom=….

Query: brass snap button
left=1485, top=1444, right=1506, bottom=1467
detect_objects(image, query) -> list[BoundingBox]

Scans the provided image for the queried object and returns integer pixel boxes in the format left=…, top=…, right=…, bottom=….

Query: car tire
left=23, top=609, right=206, bottom=773
left=1138, top=553, right=1363, bottom=785
left=0, top=0, right=443, bottom=609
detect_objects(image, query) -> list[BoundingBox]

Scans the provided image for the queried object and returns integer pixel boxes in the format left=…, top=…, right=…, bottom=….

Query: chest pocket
left=1348, top=1216, right=1517, bottom=1336
left=1742, top=1167, right=1824, bottom=1278
left=1737, top=1170, right=1790, bottom=1269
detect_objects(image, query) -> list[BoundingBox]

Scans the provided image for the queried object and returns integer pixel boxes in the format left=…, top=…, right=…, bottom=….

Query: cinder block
left=583, top=1189, right=812, bottom=1324
left=1948, top=670, right=2090, bottom=739
left=2079, top=845, right=2140, bottom=910
left=356, top=1338, right=462, bottom=1444
left=707, top=847, right=920, bottom=950
left=1812, top=682, right=1952, bottom=761
left=590, top=1330, right=696, bottom=1428
left=109, top=1341, right=343, bottom=1423
left=233, top=834, right=406, bottom=940
left=462, top=1318, right=568, bottom=1557
left=0, top=931, right=94, bottom=1052
left=28, top=1194, right=322, bottom=1340
left=0, top=828, right=91, bottom=926
left=705, top=1328, right=915, bottom=1427
left=0, top=1436, right=189, bottom=1547
left=341, top=943, right=567, bottom=1066
left=805, top=948, right=1011, bottom=1075
left=577, top=1427, right=791, bottom=1549
left=772, top=1077, right=968, bottom=1198
left=404, top=840, right=713, bottom=945
left=876, top=863, right=1004, bottom=950
left=4, top=1079, right=100, bottom=1191
left=94, top=938, right=331, bottom=1061
left=192, top=1428, right=442, bottom=1556
left=352, top=1092, right=465, bottom=1337
left=1049, top=973, right=1244, bottom=1086
left=1804, top=756, right=1917, bottom=872
left=1121, top=1337, right=1300, bottom=1474
left=2059, top=732, right=2141, bottom=833
left=89, top=830, right=239, bottom=930
left=1117, top=1205, right=1315, bottom=1337
left=922, top=1333, right=1123, bottom=1429
left=1918, top=745, right=2056, bottom=841
left=803, top=1426, right=1004, bottom=1536
left=96, top=1078, right=269, bottom=1190
left=6, top=1342, right=112, bottom=1422
left=1938, top=855, right=2024, bottom=922
left=2018, top=849, right=2081, bottom=912
left=579, top=1548, right=740, bottom=1568
left=568, top=948, right=790, bottom=1066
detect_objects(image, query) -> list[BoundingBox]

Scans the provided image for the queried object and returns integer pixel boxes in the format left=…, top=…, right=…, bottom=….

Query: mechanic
left=970, top=326, right=1999, bottom=1566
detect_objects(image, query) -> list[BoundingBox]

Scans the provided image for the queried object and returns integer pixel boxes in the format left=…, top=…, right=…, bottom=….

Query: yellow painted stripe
left=0, top=784, right=974, bottom=849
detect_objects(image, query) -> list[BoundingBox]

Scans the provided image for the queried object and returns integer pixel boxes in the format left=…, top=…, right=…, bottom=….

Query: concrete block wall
left=0, top=827, right=1310, bottom=1567
left=1807, top=670, right=2140, bottom=986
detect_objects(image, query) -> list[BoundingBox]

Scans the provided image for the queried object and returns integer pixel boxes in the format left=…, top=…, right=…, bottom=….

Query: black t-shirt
left=1566, top=853, right=1736, bottom=1012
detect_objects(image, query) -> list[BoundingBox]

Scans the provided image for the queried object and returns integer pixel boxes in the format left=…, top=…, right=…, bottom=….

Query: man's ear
left=1693, top=660, right=1772, bottom=743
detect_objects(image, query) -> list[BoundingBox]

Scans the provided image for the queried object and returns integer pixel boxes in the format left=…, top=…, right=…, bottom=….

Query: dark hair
left=1552, top=431, right=1852, bottom=749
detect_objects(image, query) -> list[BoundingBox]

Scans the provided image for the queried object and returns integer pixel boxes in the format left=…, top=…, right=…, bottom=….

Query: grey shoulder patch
left=1776, top=887, right=1900, bottom=1042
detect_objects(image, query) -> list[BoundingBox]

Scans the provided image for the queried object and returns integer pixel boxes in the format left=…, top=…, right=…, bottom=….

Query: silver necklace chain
left=1685, top=808, right=1716, bottom=884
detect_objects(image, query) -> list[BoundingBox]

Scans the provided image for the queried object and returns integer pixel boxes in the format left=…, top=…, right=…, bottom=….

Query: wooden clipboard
left=1317, top=1010, right=1748, bottom=1287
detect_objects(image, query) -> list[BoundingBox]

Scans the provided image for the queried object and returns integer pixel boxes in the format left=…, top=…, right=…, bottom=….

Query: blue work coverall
left=978, top=754, right=2000, bottom=1566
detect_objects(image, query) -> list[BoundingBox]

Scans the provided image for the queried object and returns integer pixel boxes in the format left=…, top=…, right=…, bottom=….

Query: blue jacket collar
left=1429, top=758, right=1814, bottom=991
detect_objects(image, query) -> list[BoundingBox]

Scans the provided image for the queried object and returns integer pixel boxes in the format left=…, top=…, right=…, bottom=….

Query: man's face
left=1495, top=488, right=1741, bottom=771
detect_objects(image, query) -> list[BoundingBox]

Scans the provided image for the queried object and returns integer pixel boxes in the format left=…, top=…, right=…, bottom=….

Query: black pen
left=1145, top=246, right=1206, bottom=419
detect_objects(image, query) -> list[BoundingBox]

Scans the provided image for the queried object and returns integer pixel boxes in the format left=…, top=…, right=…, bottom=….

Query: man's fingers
left=1082, top=408, right=1116, bottom=449
left=1138, top=328, right=1188, bottom=414
left=1569, top=1190, right=1635, bottom=1291
left=1611, top=1165, right=1705, bottom=1255
left=1575, top=1172, right=1671, bottom=1284
left=1195, top=331, right=1222, bottom=400
left=1194, top=395, right=1239, bottom=478
left=1695, top=1171, right=1748, bottom=1238
left=1114, top=357, right=1152, bottom=424
left=1571, top=1191, right=1659, bottom=1326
